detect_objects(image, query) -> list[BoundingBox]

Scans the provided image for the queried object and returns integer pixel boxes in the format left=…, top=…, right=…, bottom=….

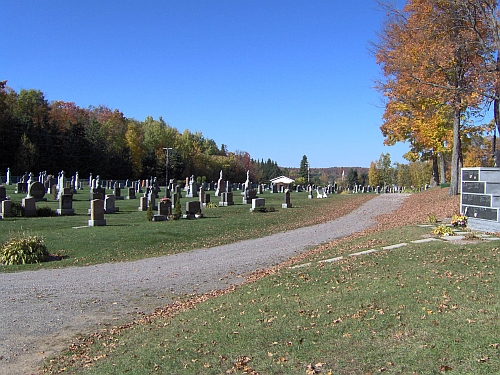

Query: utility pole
left=163, top=147, right=173, bottom=198
left=307, top=162, right=310, bottom=185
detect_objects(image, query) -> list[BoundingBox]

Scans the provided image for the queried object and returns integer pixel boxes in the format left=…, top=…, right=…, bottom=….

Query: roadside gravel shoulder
left=0, top=193, right=410, bottom=375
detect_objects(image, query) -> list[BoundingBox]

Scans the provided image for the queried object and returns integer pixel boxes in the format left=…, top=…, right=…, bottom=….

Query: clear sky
left=1, top=0, right=410, bottom=169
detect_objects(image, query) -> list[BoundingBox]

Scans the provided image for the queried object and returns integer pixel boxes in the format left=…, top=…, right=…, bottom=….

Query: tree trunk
left=449, top=108, right=461, bottom=196
left=439, top=152, right=446, bottom=184
left=430, top=154, right=439, bottom=187
left=495, top=97, right=500, bottom=167
left=495, top=53, right=500, bottom=166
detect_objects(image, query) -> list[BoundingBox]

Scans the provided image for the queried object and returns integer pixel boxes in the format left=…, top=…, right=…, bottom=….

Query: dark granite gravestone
left=28, top=182, right=46, bottom=201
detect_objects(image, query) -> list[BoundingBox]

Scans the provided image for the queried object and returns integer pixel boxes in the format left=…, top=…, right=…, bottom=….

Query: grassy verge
left=0, top=185, right=372, bottom=271
left=43, top=223, right=499, bottom=375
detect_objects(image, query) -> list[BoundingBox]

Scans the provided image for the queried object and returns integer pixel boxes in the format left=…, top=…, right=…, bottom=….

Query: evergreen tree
left=347, top=168, right=358, bottom=189
left=298, top=155, right=309, bottom=181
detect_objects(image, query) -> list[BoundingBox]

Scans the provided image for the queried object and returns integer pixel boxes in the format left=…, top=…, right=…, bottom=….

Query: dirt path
left=0, top=193, right=409, bottom=375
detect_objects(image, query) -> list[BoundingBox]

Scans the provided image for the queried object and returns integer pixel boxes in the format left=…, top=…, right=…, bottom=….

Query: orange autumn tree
left=380, top=90, right=453, bottom=185
left=376, top=0, right=488, bottom=195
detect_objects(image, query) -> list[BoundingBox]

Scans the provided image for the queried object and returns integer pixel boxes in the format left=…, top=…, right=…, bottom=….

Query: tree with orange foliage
left=376, top=0, right=489, bottom=195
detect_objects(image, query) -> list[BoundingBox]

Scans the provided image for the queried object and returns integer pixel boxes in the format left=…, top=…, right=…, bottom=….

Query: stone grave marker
left=138, top=195, right=148, bottom=211
left=184, top=201, right=202, bottom=219
left=243, top=189, right=257, bottom=204
left=0, top=199, right=12, bottom=218
left=22, top=196, right=37, bottom=217
left=199, top=187, right=210, bottom=207
left=308, top=185, right=314, bottom=199
left=0, top=185, right=6, bottom=201
left=282, top=189, right=292, bottom=208
left=219, top=191, right=234, bottom=206
left=316, top=187, right=324, bottom=198
left=126, top=187, right=136, bottom=199
left=51, top=185, right=58, bottom=199
left=104, top=194, right=119, bottom=214
left=187, top=176, right=198, bottom=198
left=28, top=181, right=47, bottom=202
left=250, top=198, right=266, bottom=211
left=56, top=194, right=75, bottom=216
left=88, top=199, right=106, bottom=226
left=215, top=179, right=226, bottom=196
left=153, top=199, right=170, bottom=221
left=15, top=182, right=26, bottom=194
left=148, top=190, right=157, bottom=211
left=114, top=185, right=124, bottom=200
left=91, top=187, right=105, bottom=200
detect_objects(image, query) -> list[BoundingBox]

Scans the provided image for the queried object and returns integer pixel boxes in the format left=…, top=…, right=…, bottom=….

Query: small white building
left=270, top=176, right=295, bottom=191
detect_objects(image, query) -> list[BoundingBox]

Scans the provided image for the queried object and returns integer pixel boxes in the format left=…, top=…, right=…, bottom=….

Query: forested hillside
left=0, top=82, right=283, bottom=183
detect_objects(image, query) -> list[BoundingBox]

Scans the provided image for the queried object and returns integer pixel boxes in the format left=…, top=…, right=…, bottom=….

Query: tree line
left=375, top=0, right=499, bottom=195
left=0, top=82, right=284, bottom=184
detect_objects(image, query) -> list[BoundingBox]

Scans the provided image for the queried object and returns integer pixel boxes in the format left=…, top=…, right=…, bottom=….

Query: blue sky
left=1, top=0, right=411, bottom=168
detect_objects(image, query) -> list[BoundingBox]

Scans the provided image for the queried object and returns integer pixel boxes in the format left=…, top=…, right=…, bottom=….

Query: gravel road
left=0, top=193, right=409, bottom=375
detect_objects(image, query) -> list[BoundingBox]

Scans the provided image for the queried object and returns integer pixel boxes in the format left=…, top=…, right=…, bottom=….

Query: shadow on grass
left=48, top=254, right=70, bottom=262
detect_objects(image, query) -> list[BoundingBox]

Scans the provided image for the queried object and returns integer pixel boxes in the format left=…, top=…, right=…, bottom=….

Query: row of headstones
left=0, top=183, right=123, bottom=220
left=136, top=184, right=295, bottom=221
left=8, top=169, right=336, bottom=198
left=0, top=184, right=297, bottom=222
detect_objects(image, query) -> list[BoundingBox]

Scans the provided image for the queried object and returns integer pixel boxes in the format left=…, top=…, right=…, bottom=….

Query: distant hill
left=285, top=166, right=369, bottom=183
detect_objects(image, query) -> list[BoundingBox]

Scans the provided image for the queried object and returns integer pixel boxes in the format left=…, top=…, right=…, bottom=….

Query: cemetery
left=3, top=168, right=499, bottom=375
left=0, top=170, right=383, bottom=268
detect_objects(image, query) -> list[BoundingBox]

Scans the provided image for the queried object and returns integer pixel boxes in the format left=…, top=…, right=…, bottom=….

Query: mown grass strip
left=44, top=225, right=500, bottom=375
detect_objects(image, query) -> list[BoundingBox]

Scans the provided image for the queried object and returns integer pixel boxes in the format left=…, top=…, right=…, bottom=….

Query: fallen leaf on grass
left=439, top=365, right=453, bottom=372
left=306, top=362, right=325, bottom=374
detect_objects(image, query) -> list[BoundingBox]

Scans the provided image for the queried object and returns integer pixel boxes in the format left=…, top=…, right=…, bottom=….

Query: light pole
left=163, top=147, right=173, bottom=198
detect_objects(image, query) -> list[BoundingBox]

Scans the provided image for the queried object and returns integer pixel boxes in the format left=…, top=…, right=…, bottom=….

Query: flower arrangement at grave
left=160, top=197, right=170, bottom=203
left=451, top=213, right=467, bottom=228
left=433, top=224, right=454, bottom=236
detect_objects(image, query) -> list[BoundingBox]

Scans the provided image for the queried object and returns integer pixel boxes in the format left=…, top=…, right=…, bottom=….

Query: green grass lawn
left=44, top=225, right=500, bottom=375
left=0, top=184, right=371, bottom=272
